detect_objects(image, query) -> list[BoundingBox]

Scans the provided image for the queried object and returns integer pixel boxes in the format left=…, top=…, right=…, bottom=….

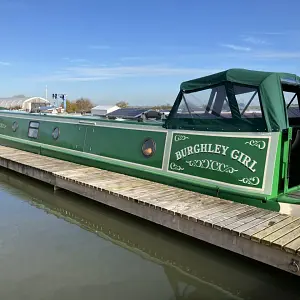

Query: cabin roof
left=180, top=68, right=300, bottom=91
left=174, top=68, right=300, bottom=132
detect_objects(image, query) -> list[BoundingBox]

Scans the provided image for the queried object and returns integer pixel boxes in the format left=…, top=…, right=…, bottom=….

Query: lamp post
left=52, top=93, right=67, bottom=111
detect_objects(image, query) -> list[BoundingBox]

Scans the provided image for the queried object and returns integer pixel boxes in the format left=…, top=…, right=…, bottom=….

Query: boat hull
left=0, top=112, right=287, bottom=211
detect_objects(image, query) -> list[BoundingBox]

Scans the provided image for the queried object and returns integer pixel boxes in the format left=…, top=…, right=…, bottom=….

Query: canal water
left=0, top=170, right=299, bottom=300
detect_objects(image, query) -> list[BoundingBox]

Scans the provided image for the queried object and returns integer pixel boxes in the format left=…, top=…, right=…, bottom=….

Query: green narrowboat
left=1, top=68, right=300, bottom=215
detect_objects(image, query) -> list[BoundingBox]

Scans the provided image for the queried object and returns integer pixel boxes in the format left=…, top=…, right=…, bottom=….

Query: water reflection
left=0, top=169, right=299, bottom=300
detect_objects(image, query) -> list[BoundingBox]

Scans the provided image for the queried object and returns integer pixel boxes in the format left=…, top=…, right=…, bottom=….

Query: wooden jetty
left=1, top=145, right=300, bottom=276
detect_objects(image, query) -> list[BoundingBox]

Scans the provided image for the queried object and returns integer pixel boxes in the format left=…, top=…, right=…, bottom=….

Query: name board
left=168, top=133, right=269, bottom=189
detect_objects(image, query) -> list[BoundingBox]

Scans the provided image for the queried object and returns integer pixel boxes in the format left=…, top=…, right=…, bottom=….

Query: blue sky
left=1, top=0, right=300, bottom=106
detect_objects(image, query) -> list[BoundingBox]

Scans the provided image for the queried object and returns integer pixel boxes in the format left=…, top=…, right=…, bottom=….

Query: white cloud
left=242, top=36, right=268, bottom=45
left=221, top=44, right=251, bottom=51
left=0, top=61, right=10, bottom=66
left=35, top=65, right=220, bottom=82
left=256, top=32, right=286, bottom=35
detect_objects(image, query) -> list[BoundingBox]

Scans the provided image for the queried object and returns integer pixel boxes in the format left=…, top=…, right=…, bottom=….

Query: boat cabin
left=164, top=69, right=300, bottom=201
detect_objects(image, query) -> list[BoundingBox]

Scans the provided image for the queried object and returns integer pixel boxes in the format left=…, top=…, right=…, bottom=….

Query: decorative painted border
left=245, top=140, right=266, bottom=150
left=165, top=130, right=279, bottom=195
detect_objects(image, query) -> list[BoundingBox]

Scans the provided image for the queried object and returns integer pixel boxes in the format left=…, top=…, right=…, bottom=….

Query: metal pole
left=64, top=94, right=67, bottom=111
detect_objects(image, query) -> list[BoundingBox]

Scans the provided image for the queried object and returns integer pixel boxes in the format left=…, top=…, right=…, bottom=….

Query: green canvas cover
left=170, top=68, right=300, bottom=132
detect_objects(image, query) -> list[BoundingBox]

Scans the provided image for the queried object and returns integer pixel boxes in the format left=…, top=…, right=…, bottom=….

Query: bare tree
left=116, top=101, right=129, bottom=108
left=75, top=98, right=94, bottom=112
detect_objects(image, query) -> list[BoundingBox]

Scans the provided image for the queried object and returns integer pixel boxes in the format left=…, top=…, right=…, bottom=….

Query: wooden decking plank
left=2, top=153, right=37, bottom=161
left=181, top=197, right=230, bottom=215
left=86, top=174, right=127, bottom=184
left=261, top=219, right=300, bottom=246
left=200, top=203, right=244, bottom=222
left=251, top=216, right=299, bottom=242
left=0, top=146, right=20, bottom=153
left=85, top=179, right=137, bottom=192
left=118, top=186, right=172, bottom=202
left=271, top=227, right=300, bottom=250
left=83, top=169, right=139, bottom=184
left=191, top=203, right=233, bottom=220
left=163, top=201, right=201, bottom=213
left=213, top=207, right=262, bottom=230
left=153, top=195, right=195, bottom=209
left=232, top=211, right=279, bottom=235
left=174, top=197, right=215, bottom=213
left=202, top=204, right=247, bottom=226
left=155, top=192, right=204, bottom=209
left=119, top=185, right=167, bottom=199
left=120, top=184, right=166, bottom=199
left=161, top=191, right=203, bottom=202
left=126, top=186, right=183, bottom=201
left=145, top=189, right=193, bottom=204
left=42, top=164, right=86, bottom=172
left=241, top=214, right=290, bottom=239
left=0, top=149, right=30, bottom=156
left=83, top=171, right=127, bottom=182
left=105, top=182, right=155, bottom=194
left=64, top=170, right=109, bottom=181
left=95, top=179, right=151, bottom=192
left=171, top=198, right=201, bottom=212
left=180, top=201, right=225, bottom=218
left=30, top=161, right=62, bottom=169
left=55, top=167, right=96, bottom=178
left=19, top=155, right=53, bottom=162
left=183, top=201, right=229, bottom=217
left=86, top=179, right=128, bottom=189
left=208, top=205, right=254, bottom=227
left=224, top=210, right=272, bottom=232
left=283, top=237, right=300, bottom=254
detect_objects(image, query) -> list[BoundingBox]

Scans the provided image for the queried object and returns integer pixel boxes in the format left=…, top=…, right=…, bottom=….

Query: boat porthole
left=142, top=138, right=156, bottom=158
left=12, top=121, right=18, bottom=132
left=52, top=127, right=60, bottom=140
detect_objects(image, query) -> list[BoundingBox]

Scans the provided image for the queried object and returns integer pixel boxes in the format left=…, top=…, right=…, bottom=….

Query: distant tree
left=13, top=94, right=26, bottom=98
left=75, top=98, right=94, bottom=112
left=66, top=100, right=77, bottom=113
left=151, top=103, right=173, bottom=110
left=10, top=105, right=22, bottom=110
left=116, top=101, right=129, bottom=108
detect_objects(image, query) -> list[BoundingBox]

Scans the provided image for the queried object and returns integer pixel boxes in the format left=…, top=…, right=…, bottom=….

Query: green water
left=0, top=169, right=299, bottom=300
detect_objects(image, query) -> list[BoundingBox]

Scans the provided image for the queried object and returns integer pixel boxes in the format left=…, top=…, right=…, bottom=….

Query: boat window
left=141, top=138, right=156, bottom=157
left=28, top=121, right=40, bottom=139
left=175, top=85, right=232, bottom=119
left=282, top=90, right=300, bottom=118
left=233, top=85, right=262, bottom=118
left=52, top=127, right=60, bottom=140
left=12, top=121, right=18, bottom=132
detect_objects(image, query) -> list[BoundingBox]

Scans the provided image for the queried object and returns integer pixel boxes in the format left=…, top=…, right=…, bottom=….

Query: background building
left=91, top=105, right=119, bottom=116
left=0, top=96, right=50, bottom=111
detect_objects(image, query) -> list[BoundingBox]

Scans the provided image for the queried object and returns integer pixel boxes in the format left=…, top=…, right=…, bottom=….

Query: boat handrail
left=78, top=121, right=97, bottom=125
